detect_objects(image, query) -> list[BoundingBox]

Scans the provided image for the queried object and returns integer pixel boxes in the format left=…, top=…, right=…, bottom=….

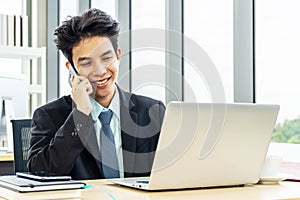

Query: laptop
left=110, top=102, right=280, bottom=190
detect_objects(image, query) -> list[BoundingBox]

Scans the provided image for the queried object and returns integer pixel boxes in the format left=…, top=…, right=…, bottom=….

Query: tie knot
left=99, top=109, right=113, bottom=125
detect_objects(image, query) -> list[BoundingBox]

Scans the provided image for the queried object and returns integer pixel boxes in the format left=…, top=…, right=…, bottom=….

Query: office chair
left=10, top=119, right=32, bottom=173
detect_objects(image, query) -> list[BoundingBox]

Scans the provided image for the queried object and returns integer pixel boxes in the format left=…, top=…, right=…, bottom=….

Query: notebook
left=0, top=175, right=85, bottom=192
left=110, top=102, right=280, bottom=190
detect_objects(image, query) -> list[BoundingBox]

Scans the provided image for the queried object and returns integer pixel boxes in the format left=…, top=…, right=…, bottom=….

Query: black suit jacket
left=27, top=86, right=165, bottom=180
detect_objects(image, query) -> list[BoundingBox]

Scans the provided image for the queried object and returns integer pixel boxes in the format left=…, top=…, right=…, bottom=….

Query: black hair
left=54, top=8, right=120, bottom=65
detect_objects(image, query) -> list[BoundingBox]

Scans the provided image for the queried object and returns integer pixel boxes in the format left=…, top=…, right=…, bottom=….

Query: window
left=131, top=0, right=166, bottom=103
left=184, top=0, right=233, bottom=103
left=91, top=0, right=116, bottom=19
left=256, top=0, right=300, bottom=162
left=59, top=0, right=78, bottom=96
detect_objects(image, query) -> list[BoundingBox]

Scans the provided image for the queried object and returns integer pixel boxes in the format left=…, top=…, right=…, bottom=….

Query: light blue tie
left=99, top=110, right=120, bottom=178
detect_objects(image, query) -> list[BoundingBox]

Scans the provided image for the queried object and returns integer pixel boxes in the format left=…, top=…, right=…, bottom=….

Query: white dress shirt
left=89, top=86, right=124, bottom=178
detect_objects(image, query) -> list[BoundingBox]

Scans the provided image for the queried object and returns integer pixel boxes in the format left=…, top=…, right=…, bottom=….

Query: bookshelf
left=0, top=45, right=47, bottom=115
left=1, top=13, right=46, bottom=115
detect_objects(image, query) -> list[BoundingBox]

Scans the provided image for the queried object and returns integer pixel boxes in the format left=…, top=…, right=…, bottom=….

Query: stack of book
left=0, top=14, right=28, bottom=47
left=0, top=175, right=85, bottom=200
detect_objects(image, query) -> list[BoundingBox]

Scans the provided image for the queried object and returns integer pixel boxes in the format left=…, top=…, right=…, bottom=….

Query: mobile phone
left=16, top=172, right=72, bottom=182
left=68, top=65, right=78, bottom=87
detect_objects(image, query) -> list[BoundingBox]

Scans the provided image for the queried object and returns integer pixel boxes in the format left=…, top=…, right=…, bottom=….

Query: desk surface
left=0, top=152, right=13, bottom=161
left=1, top=179, right=300, bottom=200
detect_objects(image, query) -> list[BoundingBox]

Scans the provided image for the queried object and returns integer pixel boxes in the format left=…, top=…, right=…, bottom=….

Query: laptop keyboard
left=136, top=180, right=149, bottom=184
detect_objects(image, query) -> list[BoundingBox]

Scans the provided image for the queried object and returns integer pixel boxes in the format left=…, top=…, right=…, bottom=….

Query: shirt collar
left=89, top=85, right=120, bottom=120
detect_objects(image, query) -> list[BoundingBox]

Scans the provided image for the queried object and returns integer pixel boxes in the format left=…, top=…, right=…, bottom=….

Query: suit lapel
left=79, top=122, right=103, bottom=175
left=117, top=85, right=138, bottom=177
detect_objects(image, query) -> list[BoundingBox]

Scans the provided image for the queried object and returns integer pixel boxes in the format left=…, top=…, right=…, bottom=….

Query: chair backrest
left=10, top=119, right=32, bottom=173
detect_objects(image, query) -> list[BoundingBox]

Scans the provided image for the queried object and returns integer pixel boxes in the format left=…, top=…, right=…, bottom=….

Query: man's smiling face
left=72, top=36, right=121, bottom=104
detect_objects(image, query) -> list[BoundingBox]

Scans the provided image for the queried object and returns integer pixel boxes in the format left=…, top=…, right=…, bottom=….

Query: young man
left=27, top=8, right=165, bottom=180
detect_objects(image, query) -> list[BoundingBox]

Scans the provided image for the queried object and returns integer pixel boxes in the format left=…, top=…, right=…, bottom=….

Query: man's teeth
left=97, top=79, right=108, bottom=85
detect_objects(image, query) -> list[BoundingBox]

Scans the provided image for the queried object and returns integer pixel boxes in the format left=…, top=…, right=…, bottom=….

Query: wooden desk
left=0, top=152, right=13, bottom=161
left=1, top=179, right=300, bottom=200
left=0, top=152, right=14, bottom=175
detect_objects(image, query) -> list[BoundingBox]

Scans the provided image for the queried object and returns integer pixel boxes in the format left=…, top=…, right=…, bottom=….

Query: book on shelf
left=0, top=14, right=8, bottom=45
left=0, top=175, right=86, bottom=193
left=21, top=15, right=28, bottom=47
left=14, top=15, right=21, bottom=47
left=7, top=15, right=14, bottom=46
left=0, top=14, right=29, bottom=47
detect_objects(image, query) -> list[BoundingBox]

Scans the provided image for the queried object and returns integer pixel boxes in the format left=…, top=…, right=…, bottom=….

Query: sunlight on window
left=256, top=0, right=300, bottom=162
left=131, top=0, right=166, bottom=103
left=256, top=0, right=300, bottom=143
left=184, top=0, right=233, bottom=103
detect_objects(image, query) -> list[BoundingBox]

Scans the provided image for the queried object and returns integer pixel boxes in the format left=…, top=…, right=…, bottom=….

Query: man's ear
left=65, top=61, right=70, bottom=70
left=117, top=48, right=122, bottom=63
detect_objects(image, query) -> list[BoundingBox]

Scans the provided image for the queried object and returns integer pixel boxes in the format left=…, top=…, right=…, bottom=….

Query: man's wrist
left=76, top=105, right=92, bottom=116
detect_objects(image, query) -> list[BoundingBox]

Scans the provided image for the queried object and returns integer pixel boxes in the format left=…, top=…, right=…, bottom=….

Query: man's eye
left=103, top=57, right=112, bottom=62
left=81, top=62, right=91, bottom=66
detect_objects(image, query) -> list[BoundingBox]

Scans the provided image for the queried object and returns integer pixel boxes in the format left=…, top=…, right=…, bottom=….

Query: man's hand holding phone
left=69, top=66, right=93, bottom=116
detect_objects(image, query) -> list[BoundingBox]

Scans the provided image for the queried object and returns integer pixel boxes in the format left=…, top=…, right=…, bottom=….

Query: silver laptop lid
left=149, top=102, right=279, bottom=190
